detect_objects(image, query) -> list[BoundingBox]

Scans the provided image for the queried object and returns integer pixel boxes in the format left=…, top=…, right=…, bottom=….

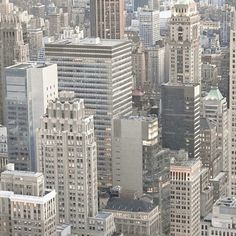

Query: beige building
left=0, top=166, right=57, bottom=236
left=36, top=91, right=116, bottom=236
left=0, top=125, right=7, bottom=172
left=112, top=116, right=158, bottom=197
left=90, top=0, right=124, bottom=39
left=168, top=0, right=201, bottom=84
left=229, top=8, right=236, bottom=196
left=170, top=151, right=201, bottom=236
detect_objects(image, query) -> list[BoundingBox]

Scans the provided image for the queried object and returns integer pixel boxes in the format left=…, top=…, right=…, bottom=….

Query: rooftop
left=1, top=170, right=43, bottom=178
left=6, top=62, right=53, bottom=70
left=204, top=86, right=224, bottom=101
left=215, top=197, right=236, bottom=207
left=105, top=197, right=156, bottom=212
left=48, top=37, right=129, bottom=47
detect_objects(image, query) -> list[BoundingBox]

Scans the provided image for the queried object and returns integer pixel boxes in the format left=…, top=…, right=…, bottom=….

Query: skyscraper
left=161, top=83, right=201, bottom=159
left=45, top=37, right=133, bottom=187
left=36, top=91, right=116, bottom=235
left=4, top=63, right=58, bottom=171
left=90, top=0, right=124, bottom=39
left=139, top=7, right=160, bottom=47
left=202, top=87, right=229, bottom=174
left=168, top=0, right=201, bottom=84
left=229, top=9, right=236, bottom=196
left=112, top=116, right=158, bottom=197
left=170, top=151, right=201, bottom=236
left=0, top=14, right=29, bottom=124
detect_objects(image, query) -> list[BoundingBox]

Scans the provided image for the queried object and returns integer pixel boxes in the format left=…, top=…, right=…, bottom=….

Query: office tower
left=139, top=7, right=160, bottom=47
left=0, top=167, right=56, bottom=236
left=45, top=38, right=133, bottom=187
left=0, top=0, right=13, bottom=15
left=200, top=118, right=219, bottom=178
left=28, top=28, right=43, bottom=61
left=105, top=197, right=161, bottom=236
left=201, top=197, right=236, bottom=236
left=168, top=0, right=201, bottom=84
left=132, top=43, right=146, bottom=89
left=145, top=40, right=167, bottom=89
left=0, top=14, right=29, bottom=124
left=161, top=83, right=201, bottom=159
left=230, top=9, right=236, bottom=196
left=5, top=63, right=58, bottom=171
left=90, top=0, right=124, bottom=39
left=170, top=151, right=201, bottom=236
left=36, top=92, right=116, bottom=235
left=0, top=125, right=7, bottom=172
left=112, top=116, right=158, bottom=197
left=202, top=87, right=229, bottom=173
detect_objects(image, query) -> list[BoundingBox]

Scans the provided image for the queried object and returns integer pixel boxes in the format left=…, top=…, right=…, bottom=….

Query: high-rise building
left=168, top=0, right=201, bottom=84
left=200, top=118, right=219, bottom=178
left=170, top=151, right=201, bottom=236
left=112, top=116, right=158, bottom=197
left=161, top=83, right=201, bottom=159
left=4, top=63, right=58, bottom=171
left=202, top=87, right=229, bottom=174
left=0, top=14, right=29, bottom=124
left=90, top=0, right=124, bottom=39
left=230, top=9, right=236, bottom=196
left=28, top=28, right=43, bottom=61
left=45, top=38, right=133, bottom=187
left=36, top=91, right=116, bottom=235
left=0, top=125, right=7, bottom=172
left=139, top=7, right=160, bottom=47
left=0, top=166, right=57, bottom=236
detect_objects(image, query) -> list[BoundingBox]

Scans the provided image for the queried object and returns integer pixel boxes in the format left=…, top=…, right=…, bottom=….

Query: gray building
left=161, top=83, right=201, bottom=159
left=45, top=38, right=133, bottom=187
left=4, top=63, right=58, bottom=171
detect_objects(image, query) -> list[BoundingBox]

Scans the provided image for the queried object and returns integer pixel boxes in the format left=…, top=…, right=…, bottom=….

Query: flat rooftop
left=1, top=170, right=43, bottom=178
left=6, top=62, right=53, bottom=70
left=47, top=37, right=129, bottom=47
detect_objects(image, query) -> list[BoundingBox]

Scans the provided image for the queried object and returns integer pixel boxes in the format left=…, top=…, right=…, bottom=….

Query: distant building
left=161, top=83, right=201, bottom=159
left=90, top=0, right=124, bottom=39
left=5, top=63, right=58, bottom=171
left=0, top=125, right=7, bottom=172
left=105, top=197, right=160, bottom=236
left=0, top=0, right=13, bottom=15
left=200, top=118, right=219, bottom=178
left=0, top=14, right=29, bottom=124
left=139, top=7, right=160, bottom=47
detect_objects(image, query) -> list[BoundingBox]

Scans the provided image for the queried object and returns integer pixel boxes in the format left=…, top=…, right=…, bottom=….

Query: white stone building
left=36, top=91, right=116, bottom=236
